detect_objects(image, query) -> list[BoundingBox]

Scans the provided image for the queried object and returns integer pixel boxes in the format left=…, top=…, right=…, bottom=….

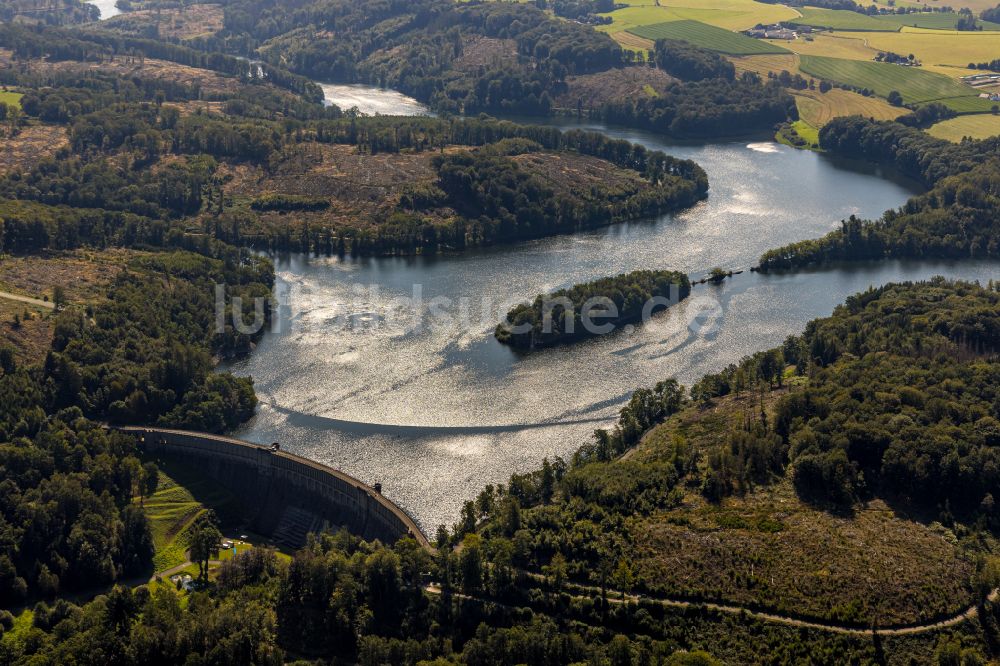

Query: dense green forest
left=496, top=270, right=691, bottom=348
left=758, top=117, right=1000, bottom=270
left=0, top=249, right=271, bottom=604
left=651, top=40, right=735, bottom=82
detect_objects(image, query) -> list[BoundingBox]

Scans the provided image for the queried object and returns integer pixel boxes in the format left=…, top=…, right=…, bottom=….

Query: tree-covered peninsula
left=496, top=270, right=691, bottom=349
left=757, top=116, right=1000, bottom=271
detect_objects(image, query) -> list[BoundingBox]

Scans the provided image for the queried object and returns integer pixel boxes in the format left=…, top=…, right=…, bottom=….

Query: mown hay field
left=731, top=53, right=805, bottom=78
left=792, top=87, right=907, bottom=126
left=769, top=32, right=876, bottom=60
left=877, top=12, right=1000, bottom=30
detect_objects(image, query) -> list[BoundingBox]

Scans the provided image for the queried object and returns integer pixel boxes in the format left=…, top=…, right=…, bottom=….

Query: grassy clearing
left=792, top=87, right=907, bottom=125
left=791, top=119, right=819, bottom=145
left=629, top=20, right=789, bottom=54
left=627, top=391, right=980, bottom=626
left=776, top=119, right=821, bottom=149
left=142, top=458, right=243, bottom=573
left=798, top=54, right=983, bottom=105
left=0, top=90, right=22, bottom=108
left=928, top=113, right=1000, bottom=141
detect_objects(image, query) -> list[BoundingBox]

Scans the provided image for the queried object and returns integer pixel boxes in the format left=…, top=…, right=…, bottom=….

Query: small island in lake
left=495, top=269, right=691, bottom=349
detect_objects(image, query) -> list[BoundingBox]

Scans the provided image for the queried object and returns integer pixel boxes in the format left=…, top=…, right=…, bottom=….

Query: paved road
left=427, top=578, right=1000, bottom=637
left=0, top=290, right=55, bottom=310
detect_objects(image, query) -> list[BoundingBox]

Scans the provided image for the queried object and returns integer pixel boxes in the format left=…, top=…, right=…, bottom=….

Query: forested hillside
left=759, top=116, right=1000, bottom=270
left=0, top=21, right=279, bottom=607
left=164, top=0, right=798, bottom=137
left=0, top=26, right=708, bottom=257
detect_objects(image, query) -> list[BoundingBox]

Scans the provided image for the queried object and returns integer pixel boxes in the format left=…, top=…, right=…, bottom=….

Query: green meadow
left=628, top=20, right=789, bottom=55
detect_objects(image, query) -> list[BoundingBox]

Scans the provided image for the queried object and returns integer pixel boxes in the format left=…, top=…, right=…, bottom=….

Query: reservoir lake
left=224, top=84, right=999, bottom=531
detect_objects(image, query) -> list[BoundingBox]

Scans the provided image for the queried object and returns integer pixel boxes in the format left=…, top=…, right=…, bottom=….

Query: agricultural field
left=939, top=95, right=1000, bottom=113
left=947, top=0, right=1000, bottom=10
left=791, top=7, right=894, bottom=30
left=770, top=31, right=876, bottom=60
left=928, top=113, right=1000, bottom=141
left=877, top=12, right=1000, bottom=30
left=790, top=7, right=1000, bottom=31
left=629, top=20, right=790, bottom=54
left=791, top=87, right=907, bottom=125
left=861, top=28, right=1000, bottom=69
left=731, top=53, right=804, bottom=78
left=611, top=30, right=655, bottom=51
left=596, top=0, right=799, bottom=38
left=798, top=55, right=991, bottom=109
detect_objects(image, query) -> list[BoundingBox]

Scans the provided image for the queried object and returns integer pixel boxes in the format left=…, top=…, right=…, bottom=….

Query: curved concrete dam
left=118, top=427, right=430, bottom=551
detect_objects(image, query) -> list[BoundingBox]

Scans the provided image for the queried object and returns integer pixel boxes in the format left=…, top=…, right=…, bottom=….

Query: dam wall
left=118, top=427, right=430, bottom=550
